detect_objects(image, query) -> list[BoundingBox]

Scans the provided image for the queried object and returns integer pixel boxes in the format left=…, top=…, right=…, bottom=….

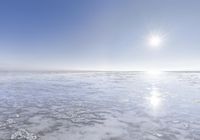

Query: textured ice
left=0, top=71, right=200, bottom=140
left=11, top=128, right=37, bottom=140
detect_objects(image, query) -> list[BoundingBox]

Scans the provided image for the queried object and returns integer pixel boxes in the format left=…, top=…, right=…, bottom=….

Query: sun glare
left=148, top=35, right=162, bottom=47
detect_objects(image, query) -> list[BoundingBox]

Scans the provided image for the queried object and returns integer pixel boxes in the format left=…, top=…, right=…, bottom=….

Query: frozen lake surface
left=0, top=71, right=200, bottom=140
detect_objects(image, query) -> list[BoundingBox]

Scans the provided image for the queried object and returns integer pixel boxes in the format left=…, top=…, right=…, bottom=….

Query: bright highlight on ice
left=150, top=94, right=161, bottom=107
left=148, top=87, right=162, bottom=109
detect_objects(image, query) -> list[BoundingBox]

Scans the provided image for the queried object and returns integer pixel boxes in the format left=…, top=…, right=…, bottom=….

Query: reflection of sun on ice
left=149, top=93, right=161, bottom=107
left=147, top=88, right=162, bottom=109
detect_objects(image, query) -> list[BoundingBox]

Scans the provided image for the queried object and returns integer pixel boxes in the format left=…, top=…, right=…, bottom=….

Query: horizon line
left=0, top=69, right=199, bottom=73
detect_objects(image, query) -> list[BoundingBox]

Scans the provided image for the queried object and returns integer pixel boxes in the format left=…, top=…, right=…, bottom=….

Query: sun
left=148, top=34, right=162, bottom=47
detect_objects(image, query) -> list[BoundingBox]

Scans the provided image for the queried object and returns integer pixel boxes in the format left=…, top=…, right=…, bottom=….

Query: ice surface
left=11, top=128, right=37, bottom=140
left=0, top=71, right=200, bottom=140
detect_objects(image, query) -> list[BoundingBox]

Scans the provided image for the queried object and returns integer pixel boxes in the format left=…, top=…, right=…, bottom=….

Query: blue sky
left=0, top=0, right=200, bottom=71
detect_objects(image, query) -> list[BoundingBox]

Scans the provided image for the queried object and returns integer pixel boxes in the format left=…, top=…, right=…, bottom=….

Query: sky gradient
left=0, top=0, right=200, bottom=71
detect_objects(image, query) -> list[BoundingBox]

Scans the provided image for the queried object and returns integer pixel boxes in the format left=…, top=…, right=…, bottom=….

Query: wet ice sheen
left=0, top=71, right=200, bottom=140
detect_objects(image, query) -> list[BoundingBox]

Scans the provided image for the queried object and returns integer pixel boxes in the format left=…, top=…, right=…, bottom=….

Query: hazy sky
left=0, top=0, right=199, bottom=71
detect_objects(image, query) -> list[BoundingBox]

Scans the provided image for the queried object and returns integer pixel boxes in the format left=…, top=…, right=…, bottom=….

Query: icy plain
left=0, top=71, right=200, bottom=140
